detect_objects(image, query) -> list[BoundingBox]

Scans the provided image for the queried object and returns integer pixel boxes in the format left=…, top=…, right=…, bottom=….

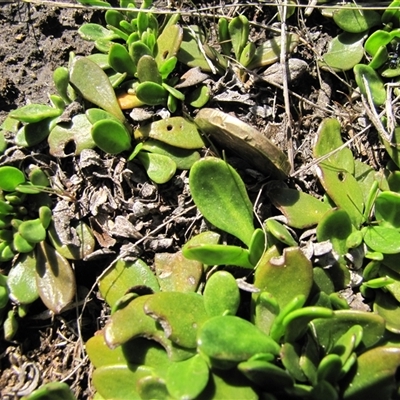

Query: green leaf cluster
left=0, top=166, right=95, bottom=340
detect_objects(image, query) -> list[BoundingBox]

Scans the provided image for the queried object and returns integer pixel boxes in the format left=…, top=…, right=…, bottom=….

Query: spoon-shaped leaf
left=354, top=64, right=386, bottom=106
left=228, top=15, right=250, bottom=60
left=269, top=187, right=332, bottom=229
left=321, top=32, right=365, bottom=71
left=69, top=57, right=125, bottom=122
left=100, top=259, right=160, bottom=308
left=92, top=119, right=132, bottom=154
left=183, top=242, right=253, bottom=269
left=108, top=43, right=136, bottom=76
left=197, top=315, right=280, bottom=370
left=78, top=23, right=117, bottom=41
left=0, top=166, right=25, bottom=192
left=189, top=157, right=254, bottom=247
left=14, top=117, right=53, bottom=148
left=166, top=355, right=209, bottom=400
left=135, top=117, right=204, bottom=149
left=137, top=152, right=176, bottom=184
left=137, top=55, right=162, bottom=84
left=203, top=270, right=240, bottom=317
left=35, top=242, right=76, bottom=314
left=135, top=81, right=168, bottom=105
left=144, top=292, right=208, bottom=349
left=333, top=6, right=380, bottom=33
left=9, top=104, right=62, bottom=124
left=342, top=346, right=400, bottom=399
left=374, top=191, right=400, bottom=229
left=18, top=218, right=46, bottom=243
left=7, top=251, right=39, bottom=305
left=254, top=246, right=313, bottom=310
left=362, top=225, right=400, bottom=254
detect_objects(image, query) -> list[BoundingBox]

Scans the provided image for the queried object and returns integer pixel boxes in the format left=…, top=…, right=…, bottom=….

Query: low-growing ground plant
left=5, top=0, right=400, bottom=399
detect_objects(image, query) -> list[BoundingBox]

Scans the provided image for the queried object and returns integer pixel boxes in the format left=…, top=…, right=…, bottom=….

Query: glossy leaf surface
left=154, top=251, right=202, bottom=293
left=254, top=246, right=313, bottom=309
left=0, top=166, right=25, bottom=192
left=35, top=242, right=76, bottom=314
left=69, top=57, right=125, bottom=122
left=166, top=355, right=209, bottom=400
left=203, top=271, right=240, bottom=317
left=99, top=259, right=160, bottom=308
left=269, top=187, right=331, bottom=229
left=48, top=114, right=96, bottom=157
left=7, top=252, right=39, bottom=305
left=143, top=292, right=208, bottom=348
left=9, top=104, right=62, bottom=124
left=189, top=157, right=254, bottom=247
left=137, top=152, right=176, bottom=184
left=322, top=32, right=365, bottom=71
left=342, top=346, right=400, bottom=399
left=134, top=117, right=204, bottom=149
left=197, top=315, right=280, bottom=369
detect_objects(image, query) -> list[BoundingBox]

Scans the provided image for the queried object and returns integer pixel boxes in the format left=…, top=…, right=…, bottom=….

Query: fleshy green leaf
left=135, top=81, right=168, bottom=105
left=269, top=187, right=332, bottom=229
left=134, top=117, right=204, bottom=149
left=109, top=43, right=136, bottom=75
left=322, top=32, right=365, bottom=71
left=197, top=315, right=280, bottom=370
left=363, top=225, right=400, bottom=254
left=0, top=166, right=25, bottom=192
left=354, top=63, right=386, bottom=107
left=342, top=346, right=400, bottom=399
left=35, top=242, right=76, bottom=314
left=154, top=252, right=202, bottom=293
left=141, top=140, right=200, bottom=170
left=92, top=119, right=132, bottom=154
left=203, top=270, right=240, bottom=317
left=137, top=152, right=176, bottom=184
left=333, top=6, right=381, bottom=33
left=137, top=55, right=162, bottom=84
left=189, top=157, right=254, bottom=246
left=143, top=292, right=208, bottom=349
left=48, top=114, right=96, bottom=157
left=254, top=246, right=313, bottom=310
left=7, top=251, right=39, bottom=305
left=18, top=219, right=46, bottom=243
left=69, top=57, right=125, bottom=122
left=9, top=104, right=62, bottom=124
left=166, top=355, right=209, bottom=400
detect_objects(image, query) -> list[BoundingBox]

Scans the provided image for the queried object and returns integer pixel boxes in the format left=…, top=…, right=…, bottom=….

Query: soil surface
left=0, top=1, right=387, bottom=398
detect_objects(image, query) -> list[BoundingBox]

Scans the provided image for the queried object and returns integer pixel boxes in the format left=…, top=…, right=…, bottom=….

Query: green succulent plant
left=84, top=155, right=400, bottom=399
left=0, top=165, right=95, bottom=340
left=76, top=0, right=209, bottom=112
left=321, top=0, right=400, bottom=109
